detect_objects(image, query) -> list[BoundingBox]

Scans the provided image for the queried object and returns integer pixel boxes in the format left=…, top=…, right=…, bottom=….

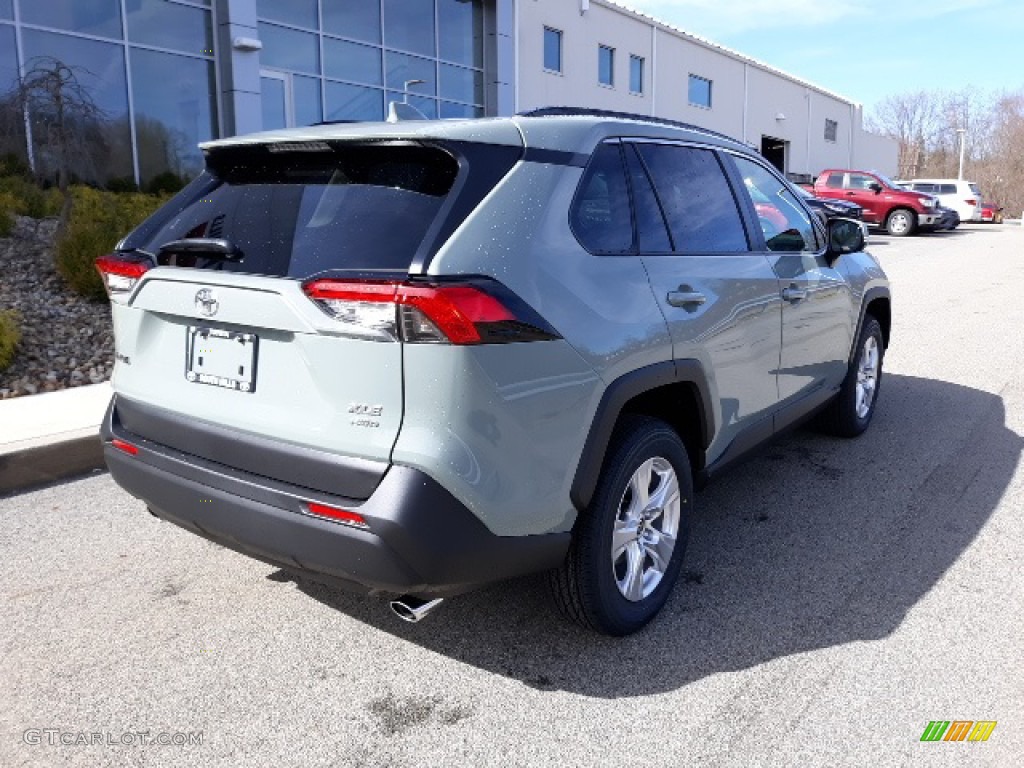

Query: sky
left=620, top=0, right=1023, bottom=116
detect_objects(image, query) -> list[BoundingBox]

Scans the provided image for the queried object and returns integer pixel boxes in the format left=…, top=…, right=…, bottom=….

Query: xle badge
left=348, top=403, right=383, bottom=429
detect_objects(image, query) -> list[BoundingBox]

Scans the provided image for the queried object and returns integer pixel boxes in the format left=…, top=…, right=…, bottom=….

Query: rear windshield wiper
left=158, top=238, right=243, bottom=261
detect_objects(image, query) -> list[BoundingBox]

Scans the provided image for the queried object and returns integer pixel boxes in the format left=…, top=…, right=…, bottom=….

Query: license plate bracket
left=185, top=326, right=258, bottom=393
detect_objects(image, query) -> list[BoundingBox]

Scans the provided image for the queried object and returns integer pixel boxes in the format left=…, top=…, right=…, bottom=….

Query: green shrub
left=0, top=190, right=15, bottom=237
left=106, top=176, right=139, bottom=194
left=55, top=186, right=168, bottom=299
left=0, top=153, right=31, bottom=178
left=0, top=175, right=62, bottom=218
left=0, top=310, right=20, bottom=373
left=144, top=171, right=186, bottom=195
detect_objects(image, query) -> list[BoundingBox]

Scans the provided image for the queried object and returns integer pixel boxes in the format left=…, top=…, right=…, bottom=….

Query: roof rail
left=516, top=106, right=741, bottom=145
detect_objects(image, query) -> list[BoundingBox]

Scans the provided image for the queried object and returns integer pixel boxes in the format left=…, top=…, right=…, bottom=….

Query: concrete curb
left=0, top=432, right=104, bottom=495
left=0, top=383, right=111, bottom=495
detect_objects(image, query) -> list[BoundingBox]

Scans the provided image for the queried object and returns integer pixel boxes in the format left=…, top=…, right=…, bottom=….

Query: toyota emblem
left=195, top=288, right=219, bottom=317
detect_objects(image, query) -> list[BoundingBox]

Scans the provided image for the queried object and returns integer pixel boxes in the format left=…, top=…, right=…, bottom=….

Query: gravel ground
left=0, top=216, right=114, bottom=399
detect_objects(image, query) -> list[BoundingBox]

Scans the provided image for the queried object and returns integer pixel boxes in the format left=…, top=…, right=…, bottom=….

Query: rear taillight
left=965, top=199, right=977, bottom=206
left=303, top=279, right=559, bottom=345
left=96, top=255, right=150, bottom=301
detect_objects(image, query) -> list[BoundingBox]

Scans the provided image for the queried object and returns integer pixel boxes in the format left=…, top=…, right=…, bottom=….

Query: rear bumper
left=102, top=397, right=569, bottom=596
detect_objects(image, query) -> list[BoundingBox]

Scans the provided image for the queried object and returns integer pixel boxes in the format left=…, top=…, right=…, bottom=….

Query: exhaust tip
left=389, top=596, right=444, bottom=623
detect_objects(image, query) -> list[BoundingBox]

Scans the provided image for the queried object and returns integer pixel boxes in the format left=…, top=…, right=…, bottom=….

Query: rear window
left=969, top=183, right=983, bottom=197
left=124, top=142, right=459, bottom=277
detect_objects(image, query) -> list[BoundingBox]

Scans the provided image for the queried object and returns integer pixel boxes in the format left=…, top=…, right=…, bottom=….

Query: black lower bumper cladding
left=102, top=396, right=569, bottom=597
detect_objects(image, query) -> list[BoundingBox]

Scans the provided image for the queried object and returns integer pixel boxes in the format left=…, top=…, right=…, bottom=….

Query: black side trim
left=569, top=360, right=713, bottom=511
left=109, top=396, right=388, bottom=500
left=697, top=385, right=837, bottom=485
left=698, top=413, right=773, bottom=485
left=522, top=147, right=590, bottom=167
left=851, top=286, right=891, bottom=362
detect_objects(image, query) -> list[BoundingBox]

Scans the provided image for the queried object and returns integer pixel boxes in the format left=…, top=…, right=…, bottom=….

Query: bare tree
left=868, top=90, right=940, bottom=179
left=10, top=57, right=107, bottom=235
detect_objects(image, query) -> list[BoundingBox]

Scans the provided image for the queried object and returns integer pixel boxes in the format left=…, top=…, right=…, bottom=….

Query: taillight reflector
left=306, top=502, right=369, bottom=529
left=111, top=439, right=138, bottom=456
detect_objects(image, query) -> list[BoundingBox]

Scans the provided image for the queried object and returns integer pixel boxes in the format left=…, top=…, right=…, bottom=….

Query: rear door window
left=125, top=143, right=459, bottom=277
left=636, top=143, right=748, bottom=253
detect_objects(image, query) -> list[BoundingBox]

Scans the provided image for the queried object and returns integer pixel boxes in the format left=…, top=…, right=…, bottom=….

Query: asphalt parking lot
left=2, top=224, right=1022, bottom=767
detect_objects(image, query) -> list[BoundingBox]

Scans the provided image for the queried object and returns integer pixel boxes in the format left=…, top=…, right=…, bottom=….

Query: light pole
left=956, top=127, right=967, bottom=180
left=403, top=79, right=425, bottom=104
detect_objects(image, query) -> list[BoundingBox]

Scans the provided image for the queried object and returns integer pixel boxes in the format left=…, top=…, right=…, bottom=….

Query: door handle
left=667, top=290, right=706, bottom=307
left=782, top=286, right=807, bottom=302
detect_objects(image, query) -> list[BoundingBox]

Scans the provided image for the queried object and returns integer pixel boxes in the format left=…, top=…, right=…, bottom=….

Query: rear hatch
left=103, top=138, right=513, bottom=490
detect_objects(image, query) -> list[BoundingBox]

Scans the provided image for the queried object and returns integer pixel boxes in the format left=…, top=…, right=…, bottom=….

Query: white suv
left=900, top=179, right=983, bottom=222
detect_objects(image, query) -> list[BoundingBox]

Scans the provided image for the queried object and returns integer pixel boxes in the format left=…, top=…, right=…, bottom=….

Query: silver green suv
left=99, top=108, right=890, bottom=636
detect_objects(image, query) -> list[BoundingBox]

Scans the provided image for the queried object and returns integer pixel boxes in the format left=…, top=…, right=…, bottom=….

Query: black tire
left=819, top=315, right=884, bottom=437
left=885, top=208, right=916, bottom=237
left=550, top=416, right=693, bottom=636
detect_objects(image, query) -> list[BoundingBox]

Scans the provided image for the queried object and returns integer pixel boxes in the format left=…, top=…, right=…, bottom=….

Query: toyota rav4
left=99, top=108, right=891, bottom=635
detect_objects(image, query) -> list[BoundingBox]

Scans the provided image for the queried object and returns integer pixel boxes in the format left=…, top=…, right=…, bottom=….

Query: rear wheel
left=885, top=208, right=916, bottom=237
left=550, top=416, right=693, bottom=635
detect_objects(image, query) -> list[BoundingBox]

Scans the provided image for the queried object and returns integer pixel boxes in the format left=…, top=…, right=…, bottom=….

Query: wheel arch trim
left=850, top=286, right=891, bottom=363
left=569, top=360, right=713, bottom=512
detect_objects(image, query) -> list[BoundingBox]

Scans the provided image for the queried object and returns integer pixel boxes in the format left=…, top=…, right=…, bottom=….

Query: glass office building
left=0, top=0, right=491, bottom=188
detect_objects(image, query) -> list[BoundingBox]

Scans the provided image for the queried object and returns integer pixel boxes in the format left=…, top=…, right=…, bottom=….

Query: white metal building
left=509, top=0, right=897, bottom=178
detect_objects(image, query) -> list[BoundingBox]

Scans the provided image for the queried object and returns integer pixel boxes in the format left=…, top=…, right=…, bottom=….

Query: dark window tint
left=624, top=144, right=671, bottom=252
left=824, top=118, right=838, bottom=142
left=939, top=183, right=957, bottom=194
left=733, top=155, right=818, bottom=252
left=130, top=144, right=458, bottom=277
left=825, top=173, right=843, bottom=188
left=636, top=144, right=747, bottom=253
left=571, top=143, right=633, bottom=254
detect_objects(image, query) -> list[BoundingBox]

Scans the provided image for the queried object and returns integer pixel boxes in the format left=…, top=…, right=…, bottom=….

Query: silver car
left=99, top=108, right=890, bottom=635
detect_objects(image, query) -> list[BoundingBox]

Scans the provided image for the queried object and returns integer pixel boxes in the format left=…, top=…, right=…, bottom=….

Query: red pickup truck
left=805, top=169, right=942, bottom=236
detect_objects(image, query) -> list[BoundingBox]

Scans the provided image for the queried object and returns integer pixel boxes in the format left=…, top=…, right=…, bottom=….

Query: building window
left=688, top=74, right=712, bottom=108
left=824, top=118, right=838, bottom=143
left=629, top=55, right=643, bottom=94
left=258, top=1, right=487, bottom=126
left=543, top=26, right=562, bottom=73
left=598, top=45, right=614, bottom=87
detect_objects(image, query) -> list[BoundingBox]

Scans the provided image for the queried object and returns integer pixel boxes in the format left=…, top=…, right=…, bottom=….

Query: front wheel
left=550, top=416, right=693, bottom=635
left=886, top=208, right=916, bottom=237
left=819, top=315, right=884, bottom=437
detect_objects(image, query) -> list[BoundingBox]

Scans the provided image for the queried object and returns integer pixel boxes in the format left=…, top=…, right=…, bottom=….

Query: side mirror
left=868, top=182, right=883, bottom=194
left=826, top=217, right=864, bottom=261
